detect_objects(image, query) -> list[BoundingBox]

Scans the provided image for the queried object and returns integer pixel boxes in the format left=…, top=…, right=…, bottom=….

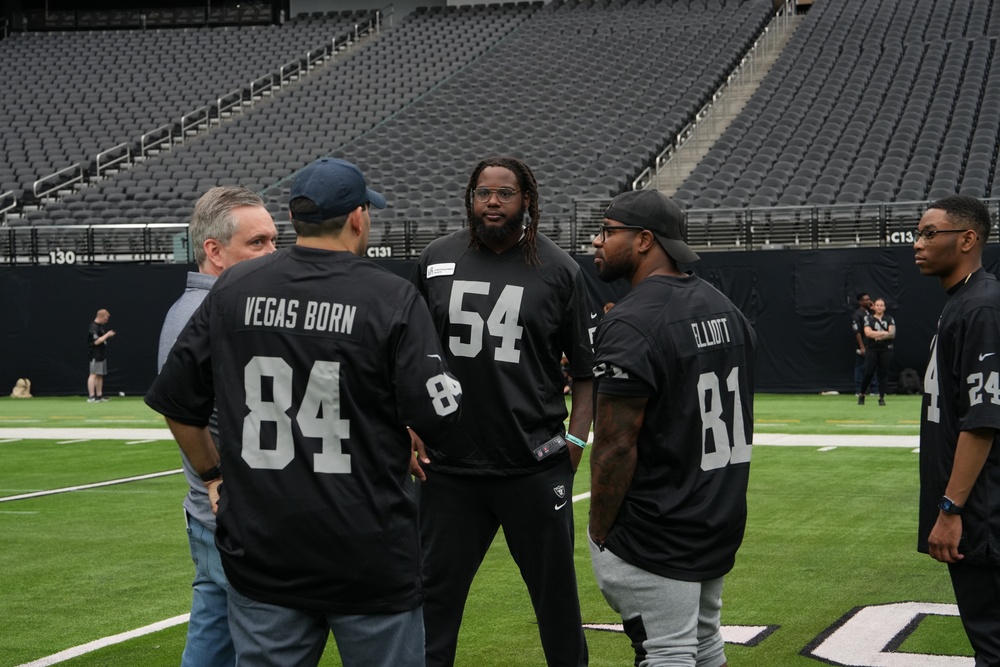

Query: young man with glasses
left=411, top=156, right=595, bottom=666
left=589, top=189, right=755, bottom=667
left=915, top=194, right=1000, bottom=666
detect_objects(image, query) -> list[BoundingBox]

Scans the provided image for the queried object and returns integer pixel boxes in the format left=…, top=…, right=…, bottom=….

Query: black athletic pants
left=949, top=561, right=1000, bottom=666
left=860, top=347, right=892, bottom=397
left=418, top=457, right=588, bottom=667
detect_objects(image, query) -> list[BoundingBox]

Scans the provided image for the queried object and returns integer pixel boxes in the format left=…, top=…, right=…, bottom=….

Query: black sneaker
left=858, top=395, right=865, bottom=405
left=97, top=396, right=110, bottom=402
left=878, top=397, right=886, bottom=406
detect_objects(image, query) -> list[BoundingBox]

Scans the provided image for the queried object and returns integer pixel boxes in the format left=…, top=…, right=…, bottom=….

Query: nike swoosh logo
left=427, top=354, right=442, bottom=361
left=980, top=353, right=995, bottom=361
left=554, top=501, right=568, bottom=510
left=590, top=312, right=598, bottom=319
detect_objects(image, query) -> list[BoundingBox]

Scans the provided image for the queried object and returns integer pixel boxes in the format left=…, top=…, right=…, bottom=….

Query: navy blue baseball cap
left=289, top=158, right=386, bottom=222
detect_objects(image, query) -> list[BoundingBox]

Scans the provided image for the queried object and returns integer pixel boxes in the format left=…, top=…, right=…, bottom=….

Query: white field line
left=14, top=615, right=190, bottom=667
left=0, top=470, right=183, bottom=503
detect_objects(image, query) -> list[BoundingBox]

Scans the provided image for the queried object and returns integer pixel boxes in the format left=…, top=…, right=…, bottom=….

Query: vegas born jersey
left=413, top=230, right=597, bottom=475
left=594, top=274, right=756, bottom=581
left=918, top=269, right=1000, bottom=563
left=146, top=246, right=461, bottom=613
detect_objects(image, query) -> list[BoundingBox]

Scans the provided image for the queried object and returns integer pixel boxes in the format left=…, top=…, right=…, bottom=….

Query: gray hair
left=190, top=186, right=266, bottom=267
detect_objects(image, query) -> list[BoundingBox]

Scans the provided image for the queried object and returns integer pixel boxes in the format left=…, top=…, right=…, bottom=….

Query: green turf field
left=0, top=396, right=971, bottom=666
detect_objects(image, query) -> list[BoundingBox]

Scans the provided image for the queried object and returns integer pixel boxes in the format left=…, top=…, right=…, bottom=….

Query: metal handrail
left=279, top=58, right=302, bottom=85
left=180, top=105, right=210, bottom=138
left=96, top=142, right=131, bottom=178
left=215, top=88, right=244, bottom=119
left=0, top=190, right=16, bottom=218
left=249, top=73, right=275, bottom=103
left=32, top=164, right=83, bottom=200
left=140, top=124, right=173, bottom=157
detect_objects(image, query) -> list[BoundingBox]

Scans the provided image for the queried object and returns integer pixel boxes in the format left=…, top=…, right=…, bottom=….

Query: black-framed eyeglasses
left=913, top=228, right=972, bottom=242
left=472, top=187, right=520, bottom=203
left=597, top=224, right=646, bottom=242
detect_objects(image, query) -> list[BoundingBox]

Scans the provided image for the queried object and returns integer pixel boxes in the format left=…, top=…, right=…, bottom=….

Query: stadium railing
left=3, top=198, right=999, bottom=266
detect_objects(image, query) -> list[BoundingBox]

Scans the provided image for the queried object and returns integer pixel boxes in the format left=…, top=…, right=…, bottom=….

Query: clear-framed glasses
left=597, top=224, right=646, bottom=242
left=472, top=187, right=520, bottom=203
left=913, top=228, right=972, bottom=242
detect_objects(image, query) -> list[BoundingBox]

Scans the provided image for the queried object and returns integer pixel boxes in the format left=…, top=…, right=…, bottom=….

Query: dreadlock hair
left=464, top=156, right=542, bottom=266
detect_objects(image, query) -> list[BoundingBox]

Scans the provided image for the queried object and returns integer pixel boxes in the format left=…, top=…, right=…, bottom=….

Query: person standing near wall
left=852, top=292, right=878, bottom=396
left=87, top=308, right=115, bottom=402
left=915, top=194, right=1000, bottom=666
left=156, top=185, right=278, bottom=667
left=858, top=298, right=895, bottom=406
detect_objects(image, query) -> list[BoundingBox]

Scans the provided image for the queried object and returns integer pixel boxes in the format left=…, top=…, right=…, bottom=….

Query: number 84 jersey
left=594, top=273, right=756, bottom=581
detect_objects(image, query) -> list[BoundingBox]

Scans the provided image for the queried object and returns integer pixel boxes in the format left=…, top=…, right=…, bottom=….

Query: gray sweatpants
left=589, top=539, right=727, bottom=667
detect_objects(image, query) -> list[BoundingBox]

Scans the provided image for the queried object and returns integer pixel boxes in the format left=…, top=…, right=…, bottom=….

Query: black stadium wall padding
left=3, top=245, right=999, bottom=396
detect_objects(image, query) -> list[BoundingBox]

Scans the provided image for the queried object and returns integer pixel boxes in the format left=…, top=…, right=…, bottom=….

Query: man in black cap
left=588, top=189, right=756, bottom=667
left=146, top=157, right=462, bottom=667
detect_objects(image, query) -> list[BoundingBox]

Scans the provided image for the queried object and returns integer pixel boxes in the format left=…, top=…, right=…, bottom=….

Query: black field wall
left=2, top=245, right=998, bottom=396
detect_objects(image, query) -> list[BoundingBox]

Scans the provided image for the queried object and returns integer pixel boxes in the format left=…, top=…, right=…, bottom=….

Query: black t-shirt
left=863, top=312, right=895, bottom=350
left=918, top=269, right=1000, bottom=563
left=88, top=321, right=107, bottom=361
left=145, top=246, right=462, bottom=613
left=852, top=307, right=869, bottom=350
left=412, top=230, right=597, bottom=476
left=594, top=274, right=756, bottom=581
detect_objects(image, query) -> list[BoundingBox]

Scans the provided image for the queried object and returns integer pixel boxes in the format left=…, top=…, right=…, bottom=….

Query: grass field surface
left=0, top=396, right=972, bottom=666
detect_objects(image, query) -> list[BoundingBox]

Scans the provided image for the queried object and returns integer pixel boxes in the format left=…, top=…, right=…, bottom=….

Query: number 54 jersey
left=594, top=274, right=756, bottom=581
left=146, top=246, right=462, bottom=614
left=413, top=230, right=596, bottom=475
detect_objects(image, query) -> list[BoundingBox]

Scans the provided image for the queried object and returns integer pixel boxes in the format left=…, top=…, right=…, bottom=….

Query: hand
left=408, top=427, right=430, bottom=481
left=106, top=330, right=116, bottom=339
left=206, top=478, right=223, bottom=514
left=928, top=512, right=964, bottom=563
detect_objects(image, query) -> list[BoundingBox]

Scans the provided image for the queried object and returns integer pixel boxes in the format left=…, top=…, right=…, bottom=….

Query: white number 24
left=242, top=356, right=458, bottom=473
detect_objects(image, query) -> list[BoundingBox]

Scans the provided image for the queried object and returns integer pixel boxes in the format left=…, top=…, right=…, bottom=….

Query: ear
left=635, top=230, right=658, bottom=254
left=203, top=238, right=225, bottom=271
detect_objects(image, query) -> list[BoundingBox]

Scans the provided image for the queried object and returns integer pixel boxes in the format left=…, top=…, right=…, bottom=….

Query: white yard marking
left=14, top=615, right=190, bottom=667
left=0, top=470, right=183, bottom=503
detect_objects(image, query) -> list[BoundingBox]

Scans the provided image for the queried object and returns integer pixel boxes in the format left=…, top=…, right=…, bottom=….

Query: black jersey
left=863, top=313, right=895, bottom=349
left=594, top=274, right=756, bottom=581
left=918, top=269, right=1000, bottom=563
left=146, top=246, right=462, bottom=613
left=88, top=321, right=107, bottom=361
left=852, top=307, right=869, bottom=349
left=413, top=230, right=597, bottom=476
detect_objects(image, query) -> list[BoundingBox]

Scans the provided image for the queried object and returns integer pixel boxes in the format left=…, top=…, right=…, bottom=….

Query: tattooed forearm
left=589, top=394, right=647, bottom=542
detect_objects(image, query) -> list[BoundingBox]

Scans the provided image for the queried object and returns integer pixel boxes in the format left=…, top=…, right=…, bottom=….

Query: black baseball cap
left=604, top=189, right=700, bottom=263
left=290, top=158, right=386, bottom=223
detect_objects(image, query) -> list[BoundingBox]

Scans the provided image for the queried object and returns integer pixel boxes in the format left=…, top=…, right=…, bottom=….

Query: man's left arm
left=566, top=378, right=593, bottom=471
left=165, top=417, right=223, bottom=513
left=928, top=428, right=994, bottom=563
left=589, top=393, right=647, bottom=547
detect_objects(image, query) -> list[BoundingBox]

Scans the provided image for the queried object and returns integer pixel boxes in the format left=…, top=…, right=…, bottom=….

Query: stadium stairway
left=651, top=6, right=803, bottom=196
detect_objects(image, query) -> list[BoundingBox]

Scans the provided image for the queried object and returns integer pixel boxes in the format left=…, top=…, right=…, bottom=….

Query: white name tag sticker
left=427, top=263, right=456, bottom=278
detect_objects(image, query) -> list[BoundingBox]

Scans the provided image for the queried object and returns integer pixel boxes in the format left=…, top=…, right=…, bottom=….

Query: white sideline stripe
left=56, top=439, right=89, bottom=444
left=14, top=614, right=190, bottom=667
left=818, top=446, right=838, bottom=452
left=0, top=470, right=183, bottom=503
left=0, top=438, right=21, bottom=443
left=125, top=439, right=158, bottom=444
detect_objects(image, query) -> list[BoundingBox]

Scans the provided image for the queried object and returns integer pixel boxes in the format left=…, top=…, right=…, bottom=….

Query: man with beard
left=411, top=156, right=596, bottom=666
left=589, top=189, right=755, bottom=667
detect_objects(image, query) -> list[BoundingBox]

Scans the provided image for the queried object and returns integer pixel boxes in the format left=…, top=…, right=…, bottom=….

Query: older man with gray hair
left=156, top=185, right=277, bottom=667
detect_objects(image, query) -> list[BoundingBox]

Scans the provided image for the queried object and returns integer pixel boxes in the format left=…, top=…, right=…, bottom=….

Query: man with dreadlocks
left=411, top=156, right=596, bottom=666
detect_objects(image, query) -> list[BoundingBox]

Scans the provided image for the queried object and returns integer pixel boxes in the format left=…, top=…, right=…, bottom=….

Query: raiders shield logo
left=553, top=484, right=566, bottom=499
